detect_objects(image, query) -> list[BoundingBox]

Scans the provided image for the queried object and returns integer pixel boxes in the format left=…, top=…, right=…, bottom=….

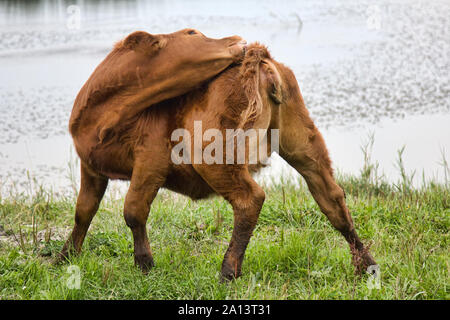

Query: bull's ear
left=261, top=59, right=282, bottom=105
left=121, top=31, right=165, bottom=54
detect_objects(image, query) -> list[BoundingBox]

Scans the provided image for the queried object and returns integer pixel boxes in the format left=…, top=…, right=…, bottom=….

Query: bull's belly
left=164, top=164, right=216, bottom=199
left=72, top=130, right=134, bottom=180
left=163, top=159, right=266, bottom=200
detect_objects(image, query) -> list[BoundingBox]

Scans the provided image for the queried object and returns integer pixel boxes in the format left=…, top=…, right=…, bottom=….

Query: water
left=0, top=0, right=449, bottom=196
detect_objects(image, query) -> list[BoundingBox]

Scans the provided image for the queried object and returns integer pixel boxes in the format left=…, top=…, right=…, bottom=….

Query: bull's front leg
left=124, top=150, right=169, bottom=273
left=194, top=164, right=266, bottom=281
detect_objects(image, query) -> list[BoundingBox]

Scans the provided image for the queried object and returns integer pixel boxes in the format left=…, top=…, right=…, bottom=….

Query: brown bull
left=62, top=40, right=376, bottom=281
left=69, top=28, right=246, bottom=145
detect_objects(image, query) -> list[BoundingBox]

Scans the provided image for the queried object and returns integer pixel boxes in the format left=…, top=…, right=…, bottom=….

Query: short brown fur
left=61, top=42, right=376, bottom=280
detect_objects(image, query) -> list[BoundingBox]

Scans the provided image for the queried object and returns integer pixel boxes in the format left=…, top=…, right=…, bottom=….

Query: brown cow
left=69, top=28, right=246, bottom=145
left=61, top=42, right=376, bottom=281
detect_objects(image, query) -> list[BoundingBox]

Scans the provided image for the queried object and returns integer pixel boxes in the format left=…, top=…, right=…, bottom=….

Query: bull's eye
left=188, top=30, right=197, bottom=35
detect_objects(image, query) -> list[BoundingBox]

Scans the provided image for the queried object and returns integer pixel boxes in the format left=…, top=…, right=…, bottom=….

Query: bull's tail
left=238, top=42, right=272, bottom=129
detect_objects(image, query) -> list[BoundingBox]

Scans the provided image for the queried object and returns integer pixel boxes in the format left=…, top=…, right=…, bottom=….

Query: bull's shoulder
left=69, top=49, right=133, bottom=135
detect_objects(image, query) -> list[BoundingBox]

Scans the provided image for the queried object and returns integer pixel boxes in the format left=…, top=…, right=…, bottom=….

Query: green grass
left=0, top=170, right=448, bottom=300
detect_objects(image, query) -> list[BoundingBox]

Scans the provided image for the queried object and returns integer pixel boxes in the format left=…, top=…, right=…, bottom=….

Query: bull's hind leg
left=194, top=164, right=265, bottom=281
left=283, top=133, right=376, bottom=273
left=60, top=163, right=108, bottom=260
left=124, top=158, right=168, bottom=273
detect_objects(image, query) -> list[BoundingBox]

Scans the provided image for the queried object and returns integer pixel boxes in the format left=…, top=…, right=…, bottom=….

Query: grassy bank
left=0, top=167, right=448, bottom=300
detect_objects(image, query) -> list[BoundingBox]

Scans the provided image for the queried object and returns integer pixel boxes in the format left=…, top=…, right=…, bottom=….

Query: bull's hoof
left=52, top=249, right=71, bottom=265
left=220, top=271, right=239, bottom=283
left=362, top=251, right=377, bottom=270
left=220, top=263, right=241, bottom=282
left=350, top=244, right=377, bottom=275
left=135, top=254, right=154, bottom=274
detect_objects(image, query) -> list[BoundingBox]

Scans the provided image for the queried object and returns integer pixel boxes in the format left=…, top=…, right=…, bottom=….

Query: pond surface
left=0, top=0, right=449, bottom=196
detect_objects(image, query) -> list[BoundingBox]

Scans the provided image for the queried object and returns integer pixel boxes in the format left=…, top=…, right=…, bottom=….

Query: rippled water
left=0, top=0, right=449, bottom=196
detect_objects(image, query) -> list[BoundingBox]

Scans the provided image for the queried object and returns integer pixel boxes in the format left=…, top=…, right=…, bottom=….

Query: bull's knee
left=74, top=201, right=98, bottom=226
left=124, top=208, right=147, bottom=230
left=232, top=184, right=265, bottom=211
left=252, top=185, right=266, bottom=209
left=124, top=212, right=141, bottom=230
left=229, top=184, right=265, bottom=234
left=124, top=194, right=149, bottom=228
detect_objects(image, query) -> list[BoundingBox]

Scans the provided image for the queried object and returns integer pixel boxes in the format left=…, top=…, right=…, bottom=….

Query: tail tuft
left=239, top=43, right=272, bottom=128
